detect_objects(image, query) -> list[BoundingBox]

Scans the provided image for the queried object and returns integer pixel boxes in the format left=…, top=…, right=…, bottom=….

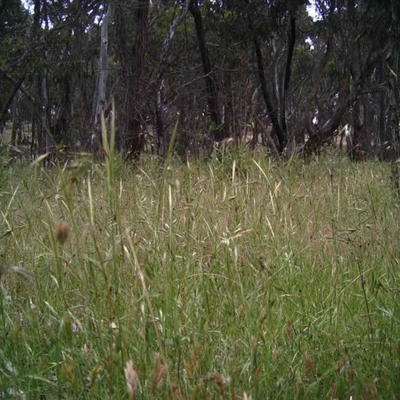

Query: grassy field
left=0, top=136, right=399, bottom=398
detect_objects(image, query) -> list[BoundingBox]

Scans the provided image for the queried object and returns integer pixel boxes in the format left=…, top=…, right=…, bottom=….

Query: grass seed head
left=89, top=364, right=101, bottom=387
left=55, top=220, right=69, bottom=244
left=327, top=381, right=337, bottom=400
left=82, top=344, right=89, bottom=358
left=191, top=351, right=199, bottom=374
left=285, top=318, right=293, bottom=339
left=60, top=362, right=74, bottom=385
left=183, top=359, right=191, bottom=376
left=362, top=378, right=378, bottom=399
left=169, top=385, right=184, bottom=400
left=204, top=372, right=230, bottom=395
left=304, top=355, right=314, bottom=377
left=124, top=360, right=138, bottom=399
left=272, top=346, right=279, bottom=362
left=151, top=354, right=167, bottom=393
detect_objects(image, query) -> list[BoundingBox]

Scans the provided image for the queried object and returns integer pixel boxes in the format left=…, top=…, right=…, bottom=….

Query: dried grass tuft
left=151, top=354, right=167, bottom=393
left=124, top=360, right=138, bottom=399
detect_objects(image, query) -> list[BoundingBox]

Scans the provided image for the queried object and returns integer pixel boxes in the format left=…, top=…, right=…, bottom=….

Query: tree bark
left=245, top=1, right=287, bottom=153
left=0, top=75, right=24, bottom=129
left=279, top=14, right=296, bottom=143
left=152, top=0, right=190, bottom=156
left=33, top=0, right=51, bottom=164
left=347, top=0, right=367, bottom=160
left=94, top=2, right=113, bottom=132
left=126, top=0, right=149, bottom=158
left=299, top=4, right=390, bottom=157
left=189, top=0, right=227, bottom=143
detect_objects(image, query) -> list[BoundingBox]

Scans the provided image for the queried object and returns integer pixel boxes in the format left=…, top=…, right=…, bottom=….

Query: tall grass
left=0, top=128, right=399, bottom=398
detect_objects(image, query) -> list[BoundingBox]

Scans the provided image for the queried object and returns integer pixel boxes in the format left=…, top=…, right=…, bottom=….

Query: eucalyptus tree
left=188, top=0, right=228, bottom=143
left=298, top=0, right=399, bottom=158
left=148, top=0, right=190, bottom=156
left=244, top=0, right=299, bottom=153
left=198, top=0, right=310, bottom=153
left=35, top=0, right=104, bottom=152
left=1, top=0, right=105, bottom=158
left=93, top=1, right=113, bottom=135
left=111, top=0, right=150, bottom=157
left=0, top=0, right=30, bottom=133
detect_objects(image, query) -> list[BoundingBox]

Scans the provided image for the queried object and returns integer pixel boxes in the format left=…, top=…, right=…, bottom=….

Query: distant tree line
left=1, top=0, right=399, bottom=161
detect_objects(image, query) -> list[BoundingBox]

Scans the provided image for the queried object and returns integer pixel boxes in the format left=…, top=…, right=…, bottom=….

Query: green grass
left=0, top=134, right=400, bottom=398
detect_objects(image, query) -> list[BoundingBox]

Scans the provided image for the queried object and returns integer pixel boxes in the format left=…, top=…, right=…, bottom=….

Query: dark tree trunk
left=11, top=100, right=18, bottom=147
left=300, top=72, right=352, bottom=154
left=33, top=0, right=51, bottom=164
left=279, top=14, right=296, bottom=143
left=245, top=1, right=287, bottom=153
left=299, top=6, right=390, bottom=157
left=126, top=0, right=149, bottom=159
left=347, top=0, right=368, bottom=160
left=37, top=74, right=51, bottom=161
left=189, top=0, right=227, bottom=143
left=152, top=1, right=190, bottom=156
left=0, top=76, right=24, bottom=129
left=378, top=91, right=389, bottom=159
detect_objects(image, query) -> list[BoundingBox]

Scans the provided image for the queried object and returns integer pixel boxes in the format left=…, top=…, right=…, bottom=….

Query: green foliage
left=0, top=0, right=30, bottom=115
left=0, top=145, right=400, bottom=398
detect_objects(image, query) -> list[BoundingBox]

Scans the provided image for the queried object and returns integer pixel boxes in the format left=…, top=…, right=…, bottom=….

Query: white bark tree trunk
left=94, top=3, right=113, bottom=132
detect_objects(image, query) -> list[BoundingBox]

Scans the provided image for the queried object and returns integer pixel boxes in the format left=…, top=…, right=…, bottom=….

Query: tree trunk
left=299, top=71, right=352, bottom=154
left=38, top=74, right=51, bottom=163
left=376, top=59, right=389, bottom=159
left=279, top=14, right=296, bottom=143
left=189, top=0, right=227, bottom=143
left=347, top=0, right=368, bottom=161
left=0, top=76, right=24, bottom=130
left=245, top=0, right=287, bottom=153
left=94, top=2, right=113, bottom=132
left=126, top=0, right=149, bottom=159
left=299, top=1, right=390, bottom=157
left=33, top=0, right=51, bottom=165
left=11, top=99, right=18, bottom=147
left=152, top=0, right=190, bottom=156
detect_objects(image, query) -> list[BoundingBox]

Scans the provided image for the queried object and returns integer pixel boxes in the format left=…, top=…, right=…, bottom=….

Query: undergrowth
left=0, top=122, right=399, bottom=399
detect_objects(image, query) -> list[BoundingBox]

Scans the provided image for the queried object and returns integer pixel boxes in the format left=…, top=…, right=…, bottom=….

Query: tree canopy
left=1, top=0, right=399, bottom=160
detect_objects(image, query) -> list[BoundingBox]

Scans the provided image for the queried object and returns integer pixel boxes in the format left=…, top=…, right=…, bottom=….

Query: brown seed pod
left=55, top=220, right=69, bottom=244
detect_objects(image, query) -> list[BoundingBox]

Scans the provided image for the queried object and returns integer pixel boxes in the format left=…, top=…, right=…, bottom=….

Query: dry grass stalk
left=169, top=385, right=184, bottom=400
left=285, top=318, right=293, bottom=339
left=251, top=336, right=257, bottom=350
left=183, top=359, right=191, bottom=377
left=151, top=354, right=167, bottom=393
left=362, top=379, right=378, bottom=400
left=124, top=360, right=138, bottom=399
left=191, top=352, right=199, bottom=375
left=336, top=358, right=348, bottom=374
left=272, top=346, right=279, bottom=362
left=204, top=372, right=228, bottom=396
left=89, top=364, right=101, bottom=388
left=304, top=355, right=314, bottom=377
left=60, top=362, right=74, bottom=385
left=306, top=221, right=314, bottom=240
left=327, top=381, right=337, bottom=400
